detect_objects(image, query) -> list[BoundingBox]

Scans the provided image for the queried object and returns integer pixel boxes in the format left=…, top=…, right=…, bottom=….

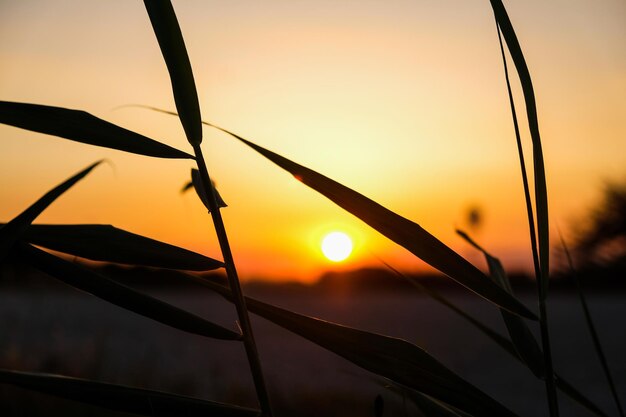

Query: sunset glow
left=1, top=1, right=625, bottom=281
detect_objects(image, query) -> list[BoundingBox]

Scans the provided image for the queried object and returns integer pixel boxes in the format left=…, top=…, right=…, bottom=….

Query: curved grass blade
left=189, top=275, right=519, bottom=417
left=0, top=101, right=193, bottom=159
left=559, top=234, right=624, bottom=417
left=490, top=3, right=557, bottom=413
left=489, top=1, right=549, bottom=299
left=0, top=161, right=102, bottom=262
left=16, top=243, right=240, bottom=341
left=18, top=224, right=224, bottom=271
left=0, top=369, right=259, bottom=417
left=209, top=125, right=535, bottom=320
left=144, top=0, right=202, bottom=145
left=457, top=230, right=544, bottom=378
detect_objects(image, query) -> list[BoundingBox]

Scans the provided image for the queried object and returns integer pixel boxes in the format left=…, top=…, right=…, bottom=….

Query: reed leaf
left=144, top=0, right=202, bottom=145
left=0, top=369, right=259, bottom=417
left=18, top=223, right=224, bottom=271
left=16, top=243, right=240, bottom=341
left=188, top=275, right=519, bottom=417
left=0, top=161, right=102, bottom=262
left=457, top=230, right=544, bottom=378
left=0, top=101, right=192, bottom=159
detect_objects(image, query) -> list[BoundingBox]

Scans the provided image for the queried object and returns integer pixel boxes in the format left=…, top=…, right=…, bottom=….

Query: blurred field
left=1, top=286, right=624, bottom=416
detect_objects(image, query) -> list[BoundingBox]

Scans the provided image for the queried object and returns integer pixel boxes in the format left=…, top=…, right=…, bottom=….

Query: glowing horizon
left=1, top=1, right=625, bottom=282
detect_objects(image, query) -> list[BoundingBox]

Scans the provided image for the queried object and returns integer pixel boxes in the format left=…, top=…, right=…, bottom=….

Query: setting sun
left=321, top=231, right=353, bottom=262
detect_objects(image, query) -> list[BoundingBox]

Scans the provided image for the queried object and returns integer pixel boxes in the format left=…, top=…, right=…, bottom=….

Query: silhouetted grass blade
left=0, top=369, right=259, bottom=417
left=0, top=101, right=192, bottom=159
left=0, top=161, right=101, bottom=262
left=17, top=244, right=240, bottom=341
left=192, top=276, right=519, bottom=417
left=489, top=1, right=549, bottom=299
left=489, top=3, right=557, bottom=413
left=210, top=125, right=535, bottom=320
left=20, top=224, right=224, bottom=271
left=144, top=0, right=202, bottom=145
left=457, top=230, right=544, bottom=378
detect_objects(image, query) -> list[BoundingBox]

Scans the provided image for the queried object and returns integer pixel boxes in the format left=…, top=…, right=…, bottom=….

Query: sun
left=321, top=231, right=353, bottom=262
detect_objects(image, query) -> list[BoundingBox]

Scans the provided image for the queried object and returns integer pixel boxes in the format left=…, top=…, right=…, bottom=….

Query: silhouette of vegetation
left=574, top=177, right=626, bottom=269
left=0, top=1, right=622, bottom=417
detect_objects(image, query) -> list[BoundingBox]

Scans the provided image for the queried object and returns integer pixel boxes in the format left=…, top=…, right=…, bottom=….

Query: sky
left=1, top=0, right=625, bottom=282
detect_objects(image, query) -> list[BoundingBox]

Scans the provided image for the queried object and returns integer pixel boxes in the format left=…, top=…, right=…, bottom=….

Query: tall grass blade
left=189, top=275, right=520, bottom=417
left=206, top=123, right=535, bottom=320
left=0, top=101, right=192, bottom=159
left=0, top=369, right=259, bottom=417
left=0, top=161, right=102, bottom=262
left=560, top=235, right=625, bottom=417
left=192, top=146, right=274, bottom=416
left=16, top=243, right=241, bottom=341
left=143, top=0, right=202, bottom=145
left=490, top=2, right=558, bottom=414
left=489, top=1, right=549, bottom=298
left=494, top=14, right=541, bottom=302
left=18, top=223, right=224, bottom=271
left=457, top=230, right=544, bottom=378
left=142, top=2, right=272, bottom=411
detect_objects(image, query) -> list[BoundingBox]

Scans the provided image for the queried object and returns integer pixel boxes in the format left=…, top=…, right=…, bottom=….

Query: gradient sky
left=1, top=0, right=625, bottom=281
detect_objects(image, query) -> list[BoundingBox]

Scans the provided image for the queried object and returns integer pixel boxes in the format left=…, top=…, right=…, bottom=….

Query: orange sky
left=1, top=0, right=625, bottom=282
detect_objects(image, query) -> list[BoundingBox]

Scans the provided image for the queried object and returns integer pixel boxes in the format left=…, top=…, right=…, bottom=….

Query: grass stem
left=494, top=20, right=559, bottom=417
left=193, top=144, right=273, bottom=417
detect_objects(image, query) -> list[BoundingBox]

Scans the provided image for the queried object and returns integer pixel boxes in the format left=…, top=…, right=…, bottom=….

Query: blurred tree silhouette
left=574, top=177, right=626, bottom=268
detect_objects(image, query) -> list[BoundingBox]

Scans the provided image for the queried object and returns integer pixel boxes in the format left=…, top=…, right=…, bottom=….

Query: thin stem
left=495, top=21, right=559, bottom=416
left=193, top=144, right=273, bottom=417
left=560, top=235, right=624, bottom=417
